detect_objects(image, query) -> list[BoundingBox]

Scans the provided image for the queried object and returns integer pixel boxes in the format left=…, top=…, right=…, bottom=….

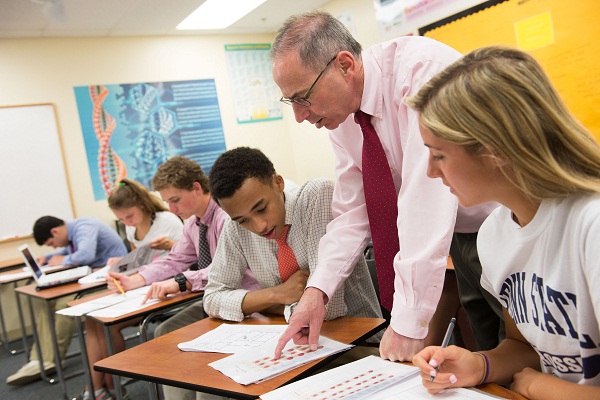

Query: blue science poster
left=74, top=79, right=227, bottom=200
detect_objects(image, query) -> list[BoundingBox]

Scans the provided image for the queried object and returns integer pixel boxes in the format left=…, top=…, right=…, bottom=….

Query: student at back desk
left=7, top=216, right=127, bottom=386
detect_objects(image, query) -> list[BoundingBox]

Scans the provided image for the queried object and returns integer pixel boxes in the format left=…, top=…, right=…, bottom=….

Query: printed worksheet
left=59, top=286, right=156, bottom=318
left=178, top=324, right=288, bottom=353
left=260, top=355, right=420, bottom=400
left=210, top=336, right=353, bottom=385
left=261, top=356, right=506, bottom=400
left=368, top=374, right=507, bottom=400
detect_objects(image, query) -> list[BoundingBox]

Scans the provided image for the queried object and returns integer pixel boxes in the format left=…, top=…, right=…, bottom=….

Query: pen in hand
left=430, top=317, right=456, bottom=382
left=113, top=278, right=126, bottom=297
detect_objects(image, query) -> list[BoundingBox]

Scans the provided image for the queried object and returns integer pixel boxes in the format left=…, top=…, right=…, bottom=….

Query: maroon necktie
left=355, top=110, right=399, bottom=312
left=275, top=225, right=299, bottom=282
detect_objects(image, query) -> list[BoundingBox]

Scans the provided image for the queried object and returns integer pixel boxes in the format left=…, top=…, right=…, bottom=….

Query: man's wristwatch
left=174, top=273, right=187, bottom=292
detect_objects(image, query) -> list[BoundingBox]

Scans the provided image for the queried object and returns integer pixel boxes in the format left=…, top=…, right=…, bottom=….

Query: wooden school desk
left=15, top=280, right=106, bottom=400
left=68, top=289, right=204, bottom=400
left=95, top=315, right=387, bottom=400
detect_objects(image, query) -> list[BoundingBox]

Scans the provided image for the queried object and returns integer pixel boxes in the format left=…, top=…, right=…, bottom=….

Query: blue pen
left=430, top=317, right=456, bottom=382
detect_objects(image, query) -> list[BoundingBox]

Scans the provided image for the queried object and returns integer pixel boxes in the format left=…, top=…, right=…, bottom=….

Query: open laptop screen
left=18, top=245, right=43, bottom=280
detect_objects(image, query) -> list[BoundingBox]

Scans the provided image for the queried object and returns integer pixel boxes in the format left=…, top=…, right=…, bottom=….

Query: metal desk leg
left=25, top=293, right=51, bottom=383
left=45, top=300, right=69, bottom=399
left=0, top=288, right=11, bottom=353
left=14, top=281, right=30, bottom=357
left=149, top=382, right=160, bottom=400
left=104, top=325, right=123, bottom=400
left=75, top=316, right=95, bottom=398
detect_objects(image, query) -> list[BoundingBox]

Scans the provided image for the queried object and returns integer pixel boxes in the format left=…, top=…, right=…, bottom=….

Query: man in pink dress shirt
left=271, top=11, right=503, bottom=362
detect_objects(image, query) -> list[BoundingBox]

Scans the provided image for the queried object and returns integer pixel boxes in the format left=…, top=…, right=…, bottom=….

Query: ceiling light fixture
left=177, top=0, right=268, bottom=30
left=31, top=0, right=66, bottom=22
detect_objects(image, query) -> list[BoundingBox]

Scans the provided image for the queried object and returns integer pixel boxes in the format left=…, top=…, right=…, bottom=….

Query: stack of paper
left=260, top=355, right=506, bottom=400
left=56, top=286, right=155, bottom=318
left=178, top=324, right=288, bottom=353
left=209, top=335, right=353, bottom=385
left=78, top=265, right=110, bottom=284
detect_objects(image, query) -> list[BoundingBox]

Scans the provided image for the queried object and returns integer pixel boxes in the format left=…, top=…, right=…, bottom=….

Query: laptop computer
left=18, top=244, right=91, bottom=290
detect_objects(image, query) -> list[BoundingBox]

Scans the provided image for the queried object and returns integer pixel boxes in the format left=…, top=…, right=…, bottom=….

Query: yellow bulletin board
left=419, top=0, right=600, bottom=141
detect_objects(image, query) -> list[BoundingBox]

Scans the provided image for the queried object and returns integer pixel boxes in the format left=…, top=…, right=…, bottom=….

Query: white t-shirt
left=125, top=211, right=183, bottom=249
left=478, top=195, right=600, bottom=385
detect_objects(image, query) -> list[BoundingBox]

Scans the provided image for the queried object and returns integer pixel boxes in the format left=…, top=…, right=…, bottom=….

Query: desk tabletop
left=95, top=315, right=386, bottom=399
left=69, top=289, right=203, bottom=326
left=0, top=256, right=24, bottom=271
left=15, top=280, right=107, bottom=300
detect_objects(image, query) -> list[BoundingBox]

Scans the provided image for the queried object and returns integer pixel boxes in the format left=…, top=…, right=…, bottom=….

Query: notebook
left=18, top=244, right=91, bottom=290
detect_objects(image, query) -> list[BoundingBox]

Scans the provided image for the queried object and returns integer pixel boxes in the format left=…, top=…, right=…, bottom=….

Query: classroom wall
left=0, top=0, right=385, bottom=261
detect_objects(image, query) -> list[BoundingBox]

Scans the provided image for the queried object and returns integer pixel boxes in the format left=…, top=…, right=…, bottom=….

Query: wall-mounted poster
left=74, top=79, right=227, bottom=200
left=225, top=44, right=283, bottom=124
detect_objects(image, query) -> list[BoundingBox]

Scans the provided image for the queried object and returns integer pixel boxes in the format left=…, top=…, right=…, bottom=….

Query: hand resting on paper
left=107, top=271, right=145, bottom=293
left=142, top=278, right=183, bottom=304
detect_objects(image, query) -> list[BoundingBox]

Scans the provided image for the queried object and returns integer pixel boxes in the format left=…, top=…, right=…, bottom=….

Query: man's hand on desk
left=142, top=279, right=181, bottom=304
left=380, top=326, right=424, bottom=362
left=273, top=286, right=326, bottom=359
left=47, top=254, right=65, bottom=266
left=276, top=269, right=309, bottom=305
left=36, top=255, right=47, bottom=266
left=107, top=271, right=145, bottom=293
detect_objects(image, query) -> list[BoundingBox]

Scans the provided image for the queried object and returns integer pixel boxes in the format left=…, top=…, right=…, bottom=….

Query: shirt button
left=420, top=321, right=428, bottom=328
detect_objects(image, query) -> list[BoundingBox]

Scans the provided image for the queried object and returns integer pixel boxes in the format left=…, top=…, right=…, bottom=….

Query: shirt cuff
left=390, top=304, right=432, bottom=339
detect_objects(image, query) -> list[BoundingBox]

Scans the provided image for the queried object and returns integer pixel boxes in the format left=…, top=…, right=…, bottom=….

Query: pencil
left=430, top=317, right=456, bottom=382
left=113, top=278, right=126, bottom=296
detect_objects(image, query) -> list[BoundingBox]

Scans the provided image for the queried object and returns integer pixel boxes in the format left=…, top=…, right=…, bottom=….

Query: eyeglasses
left=280, top=56, right=337, bottom=107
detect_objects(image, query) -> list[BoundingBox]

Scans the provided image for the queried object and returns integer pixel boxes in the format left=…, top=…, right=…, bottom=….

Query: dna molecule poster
left=74, top=79, right=226, bottom=200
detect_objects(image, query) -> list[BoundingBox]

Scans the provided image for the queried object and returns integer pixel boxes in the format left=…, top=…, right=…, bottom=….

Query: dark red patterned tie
left=355, top=110, right=399, bottom=312
left=275, top=225, right=299, bottom=282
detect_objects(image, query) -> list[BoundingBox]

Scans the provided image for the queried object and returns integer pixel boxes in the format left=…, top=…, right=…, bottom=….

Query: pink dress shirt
left=310, top=36, right=498, bottom=339
left=138, top=197, right=258, bottom=292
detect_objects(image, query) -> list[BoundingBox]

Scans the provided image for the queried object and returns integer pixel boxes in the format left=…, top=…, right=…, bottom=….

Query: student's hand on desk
left=106, top=256, right=122, bottom=267
left=141, top=279, right=179, bottom=304
left=274, top=287, right=326, bottom=359
left=47, top=255, right=65, bottom=266
left=510, top=367, right=542, bottom=398
left=412, top=345, right=480, bottom=394
left=36, top=256, right=47, bottom=266
left=379, top=326, right=424, bottom=362
left=107, top=271, right=145, bottom=293
left=150, top=237, right=174, bottom=251
left=277, top=269, right=309, bottom=305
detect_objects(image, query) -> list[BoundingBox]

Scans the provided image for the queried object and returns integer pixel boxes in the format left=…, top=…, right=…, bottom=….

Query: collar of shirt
left=359, top=49, right=383, bottom=119
left=197, top=196, right=219, bottom=228
left=283, top=186, right=300, bottom=227
left=65, top=219, right=77, bottom=252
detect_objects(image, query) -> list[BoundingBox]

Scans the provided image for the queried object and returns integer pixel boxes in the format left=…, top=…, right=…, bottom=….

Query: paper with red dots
left=260, top=355, right=504, bottom=400
left=209, top=336, right=352, bottom=385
